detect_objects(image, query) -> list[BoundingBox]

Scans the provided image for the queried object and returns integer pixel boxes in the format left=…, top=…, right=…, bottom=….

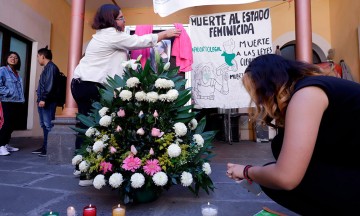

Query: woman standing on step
left=0, top=51, right=24, bottom=155
left=226, top=54, right=360, bottom=215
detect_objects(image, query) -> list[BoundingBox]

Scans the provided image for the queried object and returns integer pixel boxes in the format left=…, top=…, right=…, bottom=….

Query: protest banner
left=190, top=8, right=272, bottom=108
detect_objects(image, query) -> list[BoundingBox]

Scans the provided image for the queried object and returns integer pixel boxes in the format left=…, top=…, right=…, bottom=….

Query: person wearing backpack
left=32, top=46, right=60, bottom=157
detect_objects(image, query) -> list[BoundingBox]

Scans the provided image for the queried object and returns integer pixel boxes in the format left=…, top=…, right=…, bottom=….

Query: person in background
left=275, top=45, right=281, bottom=56
left=71, top=3, right=180, bottom=186
left=226, top=54, right=360, bottom=215
left=32, top=46, right=60, bottom=157
left=0, top=51, right=24, bottom=155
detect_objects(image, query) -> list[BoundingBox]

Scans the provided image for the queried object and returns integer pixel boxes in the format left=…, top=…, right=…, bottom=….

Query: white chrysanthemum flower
left=99, top=115, right=112, bottom=127
left=188, top=119, right=198, bottom=130
left=155, top=78, right=175, bottom=89
left=130, top=173, right=145, bottom=188
left=158, top=94, right=167, bottom=102
left=173, top=122, right=187, bottom=136
left=98, top=107, right=109, bottom=117
left=126, top=77, right=140, bottom=88
left=85, top=127, right=95, bottom=137
left=202, top=162, right=212, bottom=175
left=146, top=92, right=159, bottom=103
left=93, top=140, right=105, bottom=153
left=116, top=87, right=122, bottom=92
left=152, top=172, right=168, bottom=186
left=193, top=134, right=204, bottom=147
left=163, top=62, right=170, bottom=70
left=101, top=134, right=109, bottom=142
left=135, top=91, right=147, bottom=101
left=109, top=173, right=124, bottom=188
left=122, top=59, right=139, bottom=70
left=180, top=171, right=193, bottom=187
left=79, top=161, right=89, bottom=172
left=119, top=90, right=132, bottom=101
left=71, top=155, right=83, bottom=166
left=166, top=89, right=179, bottom=102
left=93, top=174, right=106, bottom=189
left=167, top=144, right=181, bottom=158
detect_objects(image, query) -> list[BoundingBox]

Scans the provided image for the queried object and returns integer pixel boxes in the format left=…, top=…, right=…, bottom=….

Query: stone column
left=47, top=117, right=77, bottom=164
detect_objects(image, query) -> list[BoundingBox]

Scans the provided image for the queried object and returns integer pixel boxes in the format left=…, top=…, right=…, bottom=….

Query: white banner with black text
left=190, top=8, right=272, bottom=108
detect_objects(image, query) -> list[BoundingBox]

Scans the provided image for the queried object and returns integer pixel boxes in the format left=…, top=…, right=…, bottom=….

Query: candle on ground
left=201, top=202, right=218, bottom=216
left=42, top=211, right=60, bottom=216
left=67, top=206, right=76, bottom=216
left=112, top=204, right=126, bottom=216
left=83, top=204, right=97, bottom=216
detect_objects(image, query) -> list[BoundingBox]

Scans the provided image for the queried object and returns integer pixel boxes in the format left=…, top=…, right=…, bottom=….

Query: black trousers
left=0, top=102, right=23, bottom=146
left=71, top=78, right=103, bottom=149
left=261, top=130, right=360, bottom=215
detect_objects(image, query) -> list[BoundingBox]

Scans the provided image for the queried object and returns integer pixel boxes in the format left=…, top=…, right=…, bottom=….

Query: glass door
left=0, top=25, right=32, bottom=130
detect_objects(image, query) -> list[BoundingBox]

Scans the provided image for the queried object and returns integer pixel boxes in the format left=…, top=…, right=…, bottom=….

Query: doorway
left=0, top=24, right=32, bottom=130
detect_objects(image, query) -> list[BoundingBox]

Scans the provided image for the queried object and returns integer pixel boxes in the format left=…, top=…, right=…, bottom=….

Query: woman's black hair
left=92, top=4, right=122, bottom=31
left=3, top=51, right=21, bottom=70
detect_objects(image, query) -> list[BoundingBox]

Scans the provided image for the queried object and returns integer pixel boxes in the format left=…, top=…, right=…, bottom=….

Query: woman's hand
left=157, top=28, right=181, bottom=42
left=226, top=163, right=245, bottom=181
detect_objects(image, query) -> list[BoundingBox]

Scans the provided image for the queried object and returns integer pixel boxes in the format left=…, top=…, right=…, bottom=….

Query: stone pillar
left=295, top=0, right=312, bottom=63
left=47, top=117, right=77, bottom=164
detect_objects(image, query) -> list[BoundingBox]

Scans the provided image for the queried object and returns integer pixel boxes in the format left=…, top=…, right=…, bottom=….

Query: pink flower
left=143, top=159, right=161, bottom=176
left=149, top=148, right=154, bottom=155
left=113, top=91, right=117, bottom=98
left=153, top=110, right=159, bottom=118
left=109, top=146, right=117, bottom=154
left=130, top=145, right=138, bottom=155
left=122, top=156, right=141, bottom=172
left=117, top=108, right=125, bottom=117
left=116, top=125, right=122, bottom=132
left=99, top=161, right=113, bottom=174
left=136, top=128, right=145, bottom=136
left=151, top=128, right=164, bottom=137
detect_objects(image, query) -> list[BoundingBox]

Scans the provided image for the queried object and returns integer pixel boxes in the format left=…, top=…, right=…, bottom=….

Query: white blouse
left=73, top=27, right=158, bottom=84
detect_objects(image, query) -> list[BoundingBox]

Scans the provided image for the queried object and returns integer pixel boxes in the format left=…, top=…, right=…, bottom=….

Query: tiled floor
left=0, top=137, right=298, bottom=215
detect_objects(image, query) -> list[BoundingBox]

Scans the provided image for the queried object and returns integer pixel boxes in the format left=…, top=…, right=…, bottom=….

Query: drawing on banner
left=190, top=8, right=272, bottom=108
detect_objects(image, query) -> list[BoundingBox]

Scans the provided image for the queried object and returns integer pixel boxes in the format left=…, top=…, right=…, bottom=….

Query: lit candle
left=83, top=204, right=97, bottom=216
left=201, top=202, right=218, bottom=216
left=112, top=204, right=126, bottom=216
left=67, top=206, right=76, bottom=216
left=42, top=211, right=60, bottom=216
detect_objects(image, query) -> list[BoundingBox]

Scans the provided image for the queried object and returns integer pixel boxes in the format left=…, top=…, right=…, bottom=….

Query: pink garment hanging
left=130, top=25, right=153, bottom=67
left=171, top=23, right=193, bottom=72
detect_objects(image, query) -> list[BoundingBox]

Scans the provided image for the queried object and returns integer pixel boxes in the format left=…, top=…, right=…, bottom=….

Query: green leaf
left=195, top=117, right=206, bottom=134
left=76, top=113, right=96, bottom=127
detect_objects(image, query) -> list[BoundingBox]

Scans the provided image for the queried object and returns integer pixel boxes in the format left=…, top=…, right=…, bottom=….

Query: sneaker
left=0, top=146, right=10, bottom=156
left=79, top=174, right=94, bottom=187
left=38, top=150, right=47, bottom=157
left=32, top=147, right=44, bottom=154
left=5, top=144, right=19, bottom=152
left=73, top=169, right=81, bottom=177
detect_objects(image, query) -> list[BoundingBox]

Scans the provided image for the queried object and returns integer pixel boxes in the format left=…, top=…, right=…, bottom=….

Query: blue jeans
left=37, top=102, right=57, bottom=150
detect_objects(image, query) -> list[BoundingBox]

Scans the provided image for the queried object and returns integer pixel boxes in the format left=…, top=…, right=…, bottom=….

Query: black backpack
left=56, top=72, right=67, bottom=109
